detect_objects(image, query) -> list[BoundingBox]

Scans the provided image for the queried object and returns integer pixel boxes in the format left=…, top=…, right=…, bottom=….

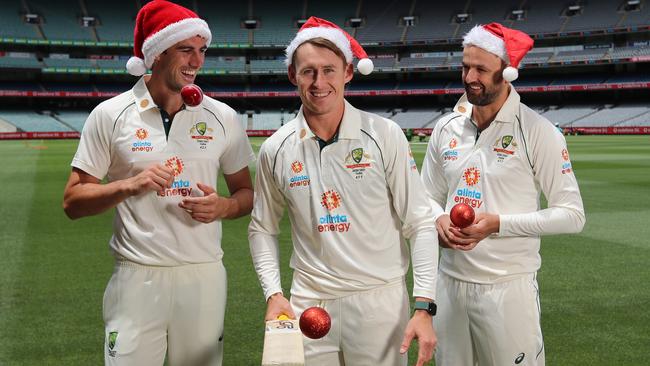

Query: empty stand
left=200, top=0, right=249, bottom=44
left=356, top=0, right=410, bottom=43
left=407, top=1, right=458, bottom=41
left=0, top=0, right=41, bottom=39
left=56, top=111, right=89, bottom=131
left=572, top=105, right=650, bottom=127
left=85, top=0, right=137, bottom=42
left=252, top=0, right=301, bottom=45
left=0, top=111, right=74, bottom=132
left=541, top=106, right=599, bottom=126
left=27, top=0, right=95, bottom=41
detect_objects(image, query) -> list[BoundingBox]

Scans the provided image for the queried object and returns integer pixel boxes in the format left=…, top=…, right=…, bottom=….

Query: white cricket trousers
left=103, top=259, right=227, bottom=366
left=434, top=272, right=545, bottom=366
left=290, top=280, right=409, bottom=366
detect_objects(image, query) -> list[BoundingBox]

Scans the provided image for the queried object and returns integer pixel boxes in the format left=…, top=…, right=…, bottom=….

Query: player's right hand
left=126, top=164, right=175, bottom=196
left=436, top=214, right=479, bottom=250
left=265, top=293, right=296, bottom=321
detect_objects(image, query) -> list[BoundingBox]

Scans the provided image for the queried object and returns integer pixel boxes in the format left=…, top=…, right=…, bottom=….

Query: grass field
left=1, top=135, right=649, bottom=365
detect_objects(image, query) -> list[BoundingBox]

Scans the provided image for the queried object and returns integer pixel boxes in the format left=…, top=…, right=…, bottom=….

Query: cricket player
left=62, top=1, right=254, bottom=365
left=249, top=17, right=439, bottom=366
left=421, top=23, right=586, bottom=365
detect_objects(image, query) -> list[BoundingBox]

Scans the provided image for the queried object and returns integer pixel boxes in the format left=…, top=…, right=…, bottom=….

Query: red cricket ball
left=299, top=306, right=331, bottom=339
left=450, top=203, right=475, bottom=229
left=181, top=84, right=203, bottom=107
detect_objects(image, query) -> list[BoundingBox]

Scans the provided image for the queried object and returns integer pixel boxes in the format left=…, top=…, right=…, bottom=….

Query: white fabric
left=72, top=76, right=255, bottom=266
left=290, top=281, right=409, bottom=365
left=249, top=100, right=439, bottom=301
left=285, top=26, right=353, bottom=66
left=433, top=272, right=545, bottom=366
left=463, top=25, right=508, bottom=62
left=103, top=260, right=227, bottom=365
left=142, top=17, right=211, bottom=68
left=421, top=87, right=585, bottom=283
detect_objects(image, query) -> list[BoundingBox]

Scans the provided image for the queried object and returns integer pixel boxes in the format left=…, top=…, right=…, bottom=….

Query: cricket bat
left=261, top=316, right=305, bottom=366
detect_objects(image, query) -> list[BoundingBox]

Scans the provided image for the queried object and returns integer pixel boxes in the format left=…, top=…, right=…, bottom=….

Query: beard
left=464, top=70, right=505, bottom=106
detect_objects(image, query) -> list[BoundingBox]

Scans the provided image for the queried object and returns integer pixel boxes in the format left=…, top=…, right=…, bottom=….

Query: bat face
left=261, top=319, right=305, bottom=366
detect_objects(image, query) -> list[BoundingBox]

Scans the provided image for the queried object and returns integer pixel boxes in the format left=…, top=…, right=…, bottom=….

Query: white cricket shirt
left=421, top=88, right=585, bottom=283
left=72, top=77, right=255, bottom=266
left=249, top=100, right=439, bottom=300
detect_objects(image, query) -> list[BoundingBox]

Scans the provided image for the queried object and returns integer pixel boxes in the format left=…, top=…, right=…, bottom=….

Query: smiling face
left=152, top=35, right=207, bottom=93
left=461, top=45, right=508, bottom=107
left=288, top=41, right=353, bottom=120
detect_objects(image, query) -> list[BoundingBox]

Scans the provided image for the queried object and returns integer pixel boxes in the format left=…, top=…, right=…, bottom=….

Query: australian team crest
left=493, top=135, right=516, bottom=162
left=352, top=148, right=363, bottom=163
left=189, top=122, right=213, bottom=149
left=195, top=122, right=207, bottom=135
left=107, top=331, right=118, bottom=357
left=345, top=148, right=372, bottom=179
left=501, top=135, right=513, bottom=148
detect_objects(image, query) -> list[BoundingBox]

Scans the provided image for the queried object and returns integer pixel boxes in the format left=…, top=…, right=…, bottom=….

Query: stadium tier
left=0, top=0, right=646, bottom=44
left=0, top=0, right=648, bottom=136
left=3, top=104, right=650, bottom=133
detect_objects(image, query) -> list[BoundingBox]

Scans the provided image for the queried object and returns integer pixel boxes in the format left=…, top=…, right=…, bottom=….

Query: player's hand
left=126, top=164, right=174, bottom=196
left=400, top=310, right=437, bottom=366
left=449, top=213, right=500, bottom=250
left=265, top=293, right=296, bottom=321
left=436, top=214, right=478, bottom=250
left=178, top=183, right=234, bottom=223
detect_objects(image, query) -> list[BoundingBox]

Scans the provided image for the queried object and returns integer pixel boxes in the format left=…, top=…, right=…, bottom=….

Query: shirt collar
left=453, top=87, right=521, bottom=124
left=295, top=99, right=362, bottom=143
left=132, top=76, right=158, bottom=113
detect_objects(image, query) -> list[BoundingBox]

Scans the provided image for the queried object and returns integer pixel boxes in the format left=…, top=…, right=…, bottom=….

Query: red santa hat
left=126, top=0, right=212, bottom=76
left=462, top=23, right=534, bottom=82
left=285, top=16, right=374, bottom=75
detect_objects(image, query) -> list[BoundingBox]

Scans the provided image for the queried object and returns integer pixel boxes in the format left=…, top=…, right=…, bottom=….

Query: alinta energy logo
left=158, top=156, right=193, bottom=197
left=291, top=161, right=303, bottom=173
left=289, top=161, right=310, bottom=188
left=455, top=167, right=483, bottom=209
left=561, top=148, right=573, bottom=174
left=444, top=138, right=459, bottom=161
left=132, top=128, right=153, bottom=152
left=463, top=167, right=481, bottom=186
left=318, top=189, right=350, bottom=233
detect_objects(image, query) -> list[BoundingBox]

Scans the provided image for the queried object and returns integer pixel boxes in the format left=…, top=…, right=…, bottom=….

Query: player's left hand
left=400, top=310, right=437, bottom=366
left=178, top=182, right=234, bottom=223
left=449, top=213, right=500, bottom=249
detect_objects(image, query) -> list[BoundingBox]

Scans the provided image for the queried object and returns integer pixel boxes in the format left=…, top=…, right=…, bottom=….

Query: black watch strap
left=414, top=301, right=437, bottom=316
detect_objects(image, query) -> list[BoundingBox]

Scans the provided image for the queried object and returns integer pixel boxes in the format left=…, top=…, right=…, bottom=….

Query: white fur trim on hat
left=462, top=25, right=508, bottom=62
left=142, top=18, right=211, bottom=68
left=285, top=27, right=353, bottom=66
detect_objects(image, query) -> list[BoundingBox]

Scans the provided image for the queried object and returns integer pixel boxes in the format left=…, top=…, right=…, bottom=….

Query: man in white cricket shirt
left=248, top=16, right=440, bottom=366
left=62, top=1, right=254, bottom=365
left=421, top=23, right=586, bottom=366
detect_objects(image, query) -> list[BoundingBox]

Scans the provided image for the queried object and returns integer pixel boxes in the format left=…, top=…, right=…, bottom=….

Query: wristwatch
left=414, top=301, right=437, bottom=316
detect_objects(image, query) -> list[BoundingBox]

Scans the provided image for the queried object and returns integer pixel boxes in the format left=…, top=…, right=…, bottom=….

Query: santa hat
left=285, top=16, right=374, bottom=75
left=126, top=0, right=212, bottom=76
left=462, top=23, right=534, bottom=82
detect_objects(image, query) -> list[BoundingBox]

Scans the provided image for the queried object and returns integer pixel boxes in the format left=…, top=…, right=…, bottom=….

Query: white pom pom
left=357, top=58, right=374, bottom=75
left=503, top=66, right=518, bottom=82
left=126, top=56, right=147, bottom=76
